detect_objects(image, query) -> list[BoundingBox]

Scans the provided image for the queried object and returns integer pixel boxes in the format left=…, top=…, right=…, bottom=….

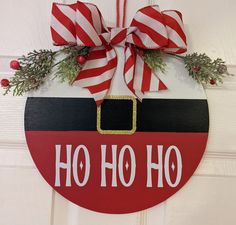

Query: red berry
left=10, top=60, right=21, bottom=70
left=192, top=65, right=201, bottom=73
left=1, top=79, right=10, bottom=88
left=210, top=79, right=216, bottom=85
left=76, top=55, right=87, bottom=64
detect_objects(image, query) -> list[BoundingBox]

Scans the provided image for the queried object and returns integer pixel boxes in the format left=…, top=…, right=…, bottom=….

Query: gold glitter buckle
left=97, top=95, right=137, bottom=135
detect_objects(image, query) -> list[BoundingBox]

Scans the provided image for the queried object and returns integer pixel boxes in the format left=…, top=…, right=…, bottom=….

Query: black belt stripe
left=25, top=97, right=209, bottom=132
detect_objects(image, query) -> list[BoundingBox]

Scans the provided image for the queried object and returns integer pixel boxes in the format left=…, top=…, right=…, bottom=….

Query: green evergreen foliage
left=143, top=50, right=166, bottom=73
left=3, top=48, right=232, bottom=96
left=4, top=50, right=56, bottom=95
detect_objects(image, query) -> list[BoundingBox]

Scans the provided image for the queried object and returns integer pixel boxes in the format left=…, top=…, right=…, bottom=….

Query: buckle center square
left=97, top=96, right=137, bottom=135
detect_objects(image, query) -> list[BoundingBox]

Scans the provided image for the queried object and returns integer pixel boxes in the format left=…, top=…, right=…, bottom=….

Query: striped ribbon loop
left=51, top=1, right=187, bottom=106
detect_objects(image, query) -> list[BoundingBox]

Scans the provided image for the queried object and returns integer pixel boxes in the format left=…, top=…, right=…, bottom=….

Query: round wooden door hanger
left=25, top=90, right=209, bottom=214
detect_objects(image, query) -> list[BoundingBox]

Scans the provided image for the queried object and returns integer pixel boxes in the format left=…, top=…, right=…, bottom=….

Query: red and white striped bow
left=51, top=1, right=187, bottom=106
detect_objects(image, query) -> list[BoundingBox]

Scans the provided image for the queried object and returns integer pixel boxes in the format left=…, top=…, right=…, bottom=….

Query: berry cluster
left=1, top=60, right=20, bottom=88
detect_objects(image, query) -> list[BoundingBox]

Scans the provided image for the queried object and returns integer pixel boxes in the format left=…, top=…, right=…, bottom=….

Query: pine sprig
left=182, top=53, right=231, bottom=85
left=3, top=47, right=90, bottom=95
left=144, top=50, right=166, bottom=73
left=4, top=50, right=56, bottom=95
left=57, top=46, right=90, bottom=84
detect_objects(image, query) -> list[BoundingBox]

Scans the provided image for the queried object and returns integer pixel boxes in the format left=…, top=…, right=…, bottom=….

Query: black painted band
left=25, top=97, right=209, bottom=132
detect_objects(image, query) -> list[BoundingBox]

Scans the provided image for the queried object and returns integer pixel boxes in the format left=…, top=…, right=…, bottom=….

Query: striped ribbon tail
left=74, top=46, right=117, bottom=106
left=124, top=45, right=167, bottom=101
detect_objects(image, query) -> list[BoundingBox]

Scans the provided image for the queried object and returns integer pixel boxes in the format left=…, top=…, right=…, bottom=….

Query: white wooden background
left=0, top=0, right=236, bottom=225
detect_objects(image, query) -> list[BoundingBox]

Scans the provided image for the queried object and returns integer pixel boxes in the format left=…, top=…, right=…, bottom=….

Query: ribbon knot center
left=110, top=27, right=128, bottom=47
